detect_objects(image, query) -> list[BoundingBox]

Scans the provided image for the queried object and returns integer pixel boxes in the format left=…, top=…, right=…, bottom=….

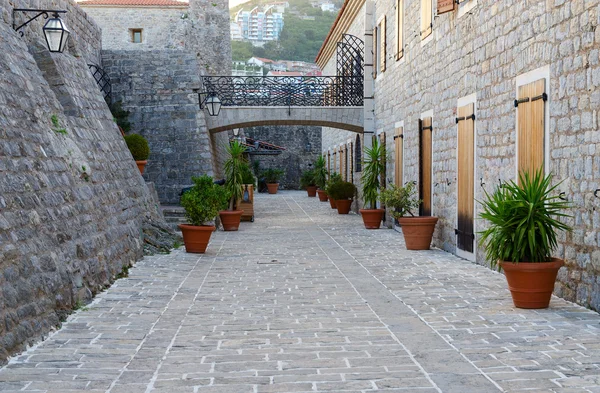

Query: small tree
left=300, top=169, right=316, bottom=189
left=224, top=141, right=248, bottom=211
left=313, top=155, right=329, bottom=189
left=361, top=139, right=386, bottom=209
left=379, top=182, right=421, bottom=218
left=180, top=175, right=228, bottom=226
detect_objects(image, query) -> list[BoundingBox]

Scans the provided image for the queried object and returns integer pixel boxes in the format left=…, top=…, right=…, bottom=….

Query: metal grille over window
left=88, top=64, right=111, bottom=104
left=355, top=134, right=362, bottom=172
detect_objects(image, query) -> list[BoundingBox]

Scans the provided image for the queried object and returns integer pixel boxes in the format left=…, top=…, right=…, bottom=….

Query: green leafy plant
left=180, top=175, right=229, bottom=226
left=240, top=162, right=257, bottom=188
left=327, top=180, right=356, bottom=201
left=361, top=139, right=386, bottom=209
left=224, top=141, right=248, bottom=210
left=50, top=114, right=67, bottom=134
left=478, top=169, right=572, bottom=269
left=262, top=168, right=285, bottom=184
left=313, top=156, right=329, bottom=189
left=124, top=134, right=150, bottom=161
left=109, top=101, right=131, bottom=133
left=379, top=182, right=422, bottom=219
left=324, top=172, right=342, bottom=194
left=300, top=169, right=316, bottom=189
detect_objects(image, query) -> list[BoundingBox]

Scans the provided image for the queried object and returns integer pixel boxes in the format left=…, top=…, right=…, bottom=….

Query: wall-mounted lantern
left=13, top=9, right=70, bottom=53
left=198, top=91, right=222, bottom=116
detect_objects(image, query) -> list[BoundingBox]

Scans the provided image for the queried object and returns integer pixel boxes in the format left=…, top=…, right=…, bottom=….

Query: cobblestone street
left=1, top=191, right=600, bottom=393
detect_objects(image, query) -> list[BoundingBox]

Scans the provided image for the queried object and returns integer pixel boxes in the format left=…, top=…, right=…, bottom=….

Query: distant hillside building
left=232, top=4, right=284, bottom=44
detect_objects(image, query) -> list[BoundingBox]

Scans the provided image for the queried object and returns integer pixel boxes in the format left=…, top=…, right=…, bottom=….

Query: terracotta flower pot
left=397, top=216, right=439, bottom=250
left=178, top=224, right=215, bottom=253
left=306, top=186, right=317, bottom=197
left=500, top=258, right=564, bottom=309
left=329, top=198, right=337, bottom=209
left=336, top=199, right=352, bottom=214
left=359, top=209, right=385, bottom=229
left=219, top=210, right=243, bottom=231
left=266, top=183, right=279, bottom=194
left=317, top=189, right=329, bottom=202
left=136, top=160, right=147, bottom=175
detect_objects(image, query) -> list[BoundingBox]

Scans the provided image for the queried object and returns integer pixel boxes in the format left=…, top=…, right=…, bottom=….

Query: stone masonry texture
left=243, top=125, right=322, bottom=189
left=321, top=0, right=600, bottom=312
left=0, top=0, right=173, bottom=364
left=1, top=191, right=600, bottom=392
left=102, top=50, right=216, bottom=204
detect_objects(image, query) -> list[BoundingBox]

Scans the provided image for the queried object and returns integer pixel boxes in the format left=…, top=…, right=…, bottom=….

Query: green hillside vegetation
left=231, top=0, right=340, bottom=63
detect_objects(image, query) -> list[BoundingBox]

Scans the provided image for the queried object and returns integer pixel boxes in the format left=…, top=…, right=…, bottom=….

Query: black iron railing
left=88, top=64, right=111, bottom=104
left=201, top=76, right=363, bottom=107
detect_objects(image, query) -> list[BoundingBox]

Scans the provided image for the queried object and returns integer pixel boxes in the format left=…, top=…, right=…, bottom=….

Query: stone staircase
left=161, top=205, right=186, bottom=232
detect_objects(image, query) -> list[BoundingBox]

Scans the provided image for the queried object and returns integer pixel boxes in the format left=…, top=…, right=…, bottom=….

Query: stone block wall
left=103, top=50, right=217, bottom=204
left=79, top=6, right=189, bottom=51
left=321, top=0, right=600, bottom=311
left=0, top=2, right=169, bottom=363
left=242, top=126, right=322, bottom=189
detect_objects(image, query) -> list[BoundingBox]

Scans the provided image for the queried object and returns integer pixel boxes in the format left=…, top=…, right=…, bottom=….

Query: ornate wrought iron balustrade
left=88, top=64, right=112, bottom=104
left=201, top=75, right=363, bottom=107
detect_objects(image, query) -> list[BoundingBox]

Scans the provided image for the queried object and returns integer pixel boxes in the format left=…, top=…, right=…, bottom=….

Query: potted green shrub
left=313, top=156, right=329, bottom=202
left=179, top=175, right=228, bottom=253
left=219, top=141, right=247, bottom=231
left=262, top=168, right=285, bottom=194
left=325, top=173, right=342, bottom=209
left=478, top=170, right=572, bottom=309
left=300, top=169, right=317, bottom=197
left=328, top=180, right=357, bottom=214
left=380, top=182, right=438, bottom=250
left=359, top=139, right=386, bottom=229
left=124, top=134, right=150, bottom=174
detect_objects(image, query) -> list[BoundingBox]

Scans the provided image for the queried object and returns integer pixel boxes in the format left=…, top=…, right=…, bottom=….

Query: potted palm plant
left=359, top=139, right=386, bottom=229
left=328, top=180, right=357, bottom=214
left=300, top=169, right=317, bottom=197
left=262, top=168, right=285, bottom=194
left=380, top=182, right=438, bottom=250
left=313, top=156, right=329, bottom=202
left=179, top=175, right=228, bottom=253
left=219, top=141, right=247, bottom=231
left=325, top=173, right=342, bottom=209
left=124, top=134, right=150, bottom=174
left=478, top=170, right=572, bottom=309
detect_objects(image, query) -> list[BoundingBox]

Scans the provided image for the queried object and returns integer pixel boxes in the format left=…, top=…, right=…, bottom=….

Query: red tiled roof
left=79, top=0, right=188, bottom=6
left=251, top=57, right=275, bottom=63
left=268, top=71, right=302, bottom=76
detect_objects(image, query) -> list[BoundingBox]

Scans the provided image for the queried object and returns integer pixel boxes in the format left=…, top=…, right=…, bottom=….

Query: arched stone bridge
left=200, top=76, right=364, bottom=134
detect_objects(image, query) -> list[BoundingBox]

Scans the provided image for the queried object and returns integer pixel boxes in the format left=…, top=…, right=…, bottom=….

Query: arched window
left=354, top=134, right=362, bottom=172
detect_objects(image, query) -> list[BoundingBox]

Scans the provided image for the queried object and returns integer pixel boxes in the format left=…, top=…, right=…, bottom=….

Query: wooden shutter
left=327, top=151, right=331, bottom=178
left=339, top=147, right=344, bottom=180
left=349, top=142, right=354, bottom=183
left=379, top=132, right=387, bottom=190
left=380, top=17, right=386, bottom=73
left=457, top=104, right=475, bottom=253
left=394, top=127, right=404, bottom=186
left=419, top=118, right=432, bottom=216
left=344, top=144, right=349, bottom=180
left=396, top=0, right=404, bottom=60
left=333, top=151, right=337, bottom=174
left=372, top=26, right=377, bottom=79
left=437, top=0, right=454, bottom=14
left=420, top=0, right=432, bottom=39
left=517, top=78, right=546, bottom=180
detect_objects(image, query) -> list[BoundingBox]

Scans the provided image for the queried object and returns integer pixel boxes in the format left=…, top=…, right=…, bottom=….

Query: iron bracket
left=13, top=8, right=67, bottom=37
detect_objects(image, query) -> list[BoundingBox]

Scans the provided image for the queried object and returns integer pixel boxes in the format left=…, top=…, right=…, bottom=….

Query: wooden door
left=379, top=132, right=387, bottom=190
left=517, top=78, right=546, bottom=181
left=394, top=127, right=403, bottom=186
left=419, top=118, right=432, bottom=216
left=456, top=104, right=475, bottom=253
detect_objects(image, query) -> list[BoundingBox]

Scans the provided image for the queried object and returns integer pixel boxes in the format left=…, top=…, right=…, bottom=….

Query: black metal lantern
left=43, top=13, right=70, bottom=53
left=205, top=95, right=222, bottom=117
left=13, top=9, right=69, bottom=53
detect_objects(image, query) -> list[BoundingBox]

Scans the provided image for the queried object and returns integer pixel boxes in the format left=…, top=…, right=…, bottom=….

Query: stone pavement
left=1, top=191, right=600, bottom=393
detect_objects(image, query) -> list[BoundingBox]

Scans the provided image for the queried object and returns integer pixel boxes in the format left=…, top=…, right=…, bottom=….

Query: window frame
left=420, top=0, right=433, bottom=42
left=131, top=29, right=143, bottom=44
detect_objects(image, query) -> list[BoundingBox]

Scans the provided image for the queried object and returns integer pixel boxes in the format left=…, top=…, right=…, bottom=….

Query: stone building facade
left=0, top=0, right=175, bottom=362
left=79, top=0, right=232, bottom=204
left=317, top=0, right=600, bottom=311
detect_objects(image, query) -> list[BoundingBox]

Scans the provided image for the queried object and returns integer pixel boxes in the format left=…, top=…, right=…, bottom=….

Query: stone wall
left=320, top=0, right=600, bottom=311
left=80, top=6, right=188, bottom=51
left=242, top=126, right=322, bottom=189
left=103, top=50, right=216, bottom=204
left=0, top=1, right=171, bottom=363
